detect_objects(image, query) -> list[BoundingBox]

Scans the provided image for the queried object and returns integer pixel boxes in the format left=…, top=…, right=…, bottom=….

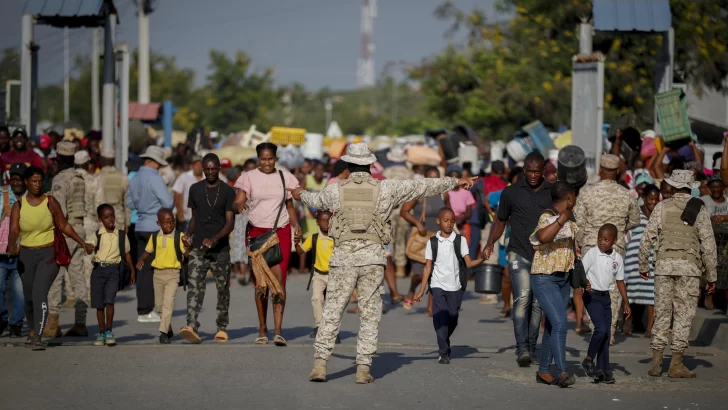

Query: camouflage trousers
left=391, top=214, right=408, bottom=268
left=186, top=249, right=231, bottom=331
left=314, top=265, right=384, bottom=366
left=650, top=275, right=700, bottom=353
left=48, top=234, right=88, bottom=323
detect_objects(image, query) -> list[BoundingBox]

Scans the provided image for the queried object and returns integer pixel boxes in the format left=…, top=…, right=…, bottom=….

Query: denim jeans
left=0, top=257, right=25, bottom=327
left=531, top=271, right=570, bottom=376
left=508, top=252, right=542, bottom=356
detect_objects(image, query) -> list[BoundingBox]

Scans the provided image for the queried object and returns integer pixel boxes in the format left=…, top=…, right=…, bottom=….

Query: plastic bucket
left=506, top=138, right=531, bottom=162
left=557, top=145, right=588, bottom=189
left=303, top=133, right=324, bottom=160
left=474, top=264, right=503, bottom=294
left=459, top=144, right=479, bottom=169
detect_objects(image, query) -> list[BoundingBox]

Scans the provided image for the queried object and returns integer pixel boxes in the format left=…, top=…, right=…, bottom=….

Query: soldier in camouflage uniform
left=382, top=147, right=414, bottom=277
left=574, top=154, right=639, bottom=344
left=639, top=170, right=717, bottom=378
left=44, top=142, right=90, bottom=338
left=289, top=143, right=475, bottom=384
left=98, top=149, right=130, bottom=233
left=74, top=150, right=105, bottom=302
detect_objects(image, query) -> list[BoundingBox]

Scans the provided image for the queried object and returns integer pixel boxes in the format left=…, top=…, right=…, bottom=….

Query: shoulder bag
left=248, top=171, right=286, bottom=267
left=47, top=195, right=72, bottom=267
left=405, top=199, right=436, bottom=264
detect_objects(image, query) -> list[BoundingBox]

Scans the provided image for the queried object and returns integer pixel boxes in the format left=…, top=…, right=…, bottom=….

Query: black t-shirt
left=497, top=179, right=553, bottom=261
left=188, top=180, right=236, bottom=252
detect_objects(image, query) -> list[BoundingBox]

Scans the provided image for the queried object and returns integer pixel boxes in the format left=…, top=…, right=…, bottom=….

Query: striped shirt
left=624, top=211, right=654, bottom=305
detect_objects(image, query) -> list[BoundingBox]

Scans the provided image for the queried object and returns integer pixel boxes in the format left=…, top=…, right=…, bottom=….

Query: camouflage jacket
left=300, top=172, right=458, bottom=267
left=99, top=166, right=130, bottom=228
left=574, top=179, right=639, bottom=251
left=638, top=193, right=717, bottom=281
left=80, top=169, right=105, bottom=233
left=52, top=168, right=85, bottom=227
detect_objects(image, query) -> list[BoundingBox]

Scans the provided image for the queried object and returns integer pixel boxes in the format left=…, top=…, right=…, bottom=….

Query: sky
left=0, top=0, right=504, bottom=90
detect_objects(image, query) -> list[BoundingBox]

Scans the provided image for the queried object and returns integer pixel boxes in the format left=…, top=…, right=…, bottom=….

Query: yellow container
left=269, top=126, right=306, bottom=146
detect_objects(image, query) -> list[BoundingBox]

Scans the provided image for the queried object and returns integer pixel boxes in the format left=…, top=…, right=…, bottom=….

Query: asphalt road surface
left=2, top=274, right=727, bottom=410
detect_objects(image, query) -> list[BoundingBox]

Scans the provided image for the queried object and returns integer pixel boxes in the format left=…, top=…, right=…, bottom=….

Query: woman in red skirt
left=234, top=143, right=301, bottom=346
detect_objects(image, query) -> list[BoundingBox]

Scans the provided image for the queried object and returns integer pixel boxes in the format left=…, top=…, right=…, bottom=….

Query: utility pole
left=91, top=28, right=100, bottom=130
left=20, top=14, right=33, bottom=131
left=64, top=27, right=70, bottom=122
left=324, top=98, right=332, bottom=133
left=102, top=6, right=116, bottom=154
left=138, top=0, right=152, bottom=104
left=356, top=0, right=377, bottom=87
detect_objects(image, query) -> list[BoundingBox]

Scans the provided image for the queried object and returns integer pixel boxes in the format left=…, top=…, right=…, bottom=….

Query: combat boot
left=308, top=359, right=327, bottom=382
left=667, top=352, right=696, bottom=378
left=355, top=364, right=374, bottom=384
left=41, top=314, right=62, bottom=338
left=64, top=323, right=89, bottom=337
left=647, top=349, right=663, bottom=377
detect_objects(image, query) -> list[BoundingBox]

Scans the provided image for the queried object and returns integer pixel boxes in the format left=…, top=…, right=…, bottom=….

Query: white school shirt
left=425, top=231, right=469, bottom=292
left=582, top=247, right=624, bottom=292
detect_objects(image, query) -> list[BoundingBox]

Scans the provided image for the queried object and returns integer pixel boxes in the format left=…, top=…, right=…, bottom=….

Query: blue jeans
left=508, top=252, right=542, bottom=355
left=0, top=257, right=25, bottom=327
left=531, top=271, right=570, bottom=376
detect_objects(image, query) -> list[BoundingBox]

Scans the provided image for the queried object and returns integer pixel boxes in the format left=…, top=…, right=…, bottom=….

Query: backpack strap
left=306, top=233, right=320, bottom=291
left=453, top=234, right=468, bottom=291
left=174, top=231, right=183, bottom=263
left=118, top=230, right=125, bottom=256
left=95, top=232, right=102, bottom=253
left=152, top=232, right=158, bottom=253
left=427, top=236, right=439, bottom=293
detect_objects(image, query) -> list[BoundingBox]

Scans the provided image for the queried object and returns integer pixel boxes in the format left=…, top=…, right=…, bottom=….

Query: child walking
left=414, top=207, right=484, bottom=364
left=581, top=223, right=631, bottom=383
left=136, top=209, right=189, bottom=344
left=295, top=211, right=339, bottom=344
left=89, top=204, right=135, bottom=346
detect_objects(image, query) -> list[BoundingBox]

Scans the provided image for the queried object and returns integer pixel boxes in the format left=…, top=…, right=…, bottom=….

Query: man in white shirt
left=414, top=207, right=483, bottom=364
left=172, top=155, right=204, bottom=232
left=581, top=223, right=631, bottom=384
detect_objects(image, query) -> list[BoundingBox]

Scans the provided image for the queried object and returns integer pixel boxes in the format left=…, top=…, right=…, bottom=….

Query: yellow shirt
left=89, top=229, right=131, bottom=264
left=19, top=196, right=55, bottom=247
left=300, top=233, right=333, bottom=272
left=145, top=230, right=185, bottom=270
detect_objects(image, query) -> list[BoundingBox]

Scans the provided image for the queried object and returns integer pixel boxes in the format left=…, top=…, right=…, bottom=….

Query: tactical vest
left=655, top=200, right=701, bottom=267
left=100, top=169, right=124, bottom=209
left=330, top=176, right=390, bottom=245
left=67, top=172, right=86, bottom=222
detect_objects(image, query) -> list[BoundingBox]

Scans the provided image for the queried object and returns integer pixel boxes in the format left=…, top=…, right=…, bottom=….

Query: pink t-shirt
left=235, top=168, right=300, bottom=229
left=448, top=189, right=475, bottom=217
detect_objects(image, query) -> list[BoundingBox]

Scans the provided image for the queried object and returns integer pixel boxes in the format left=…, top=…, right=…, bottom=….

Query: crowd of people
left=0, top=123, right=727, bottom=387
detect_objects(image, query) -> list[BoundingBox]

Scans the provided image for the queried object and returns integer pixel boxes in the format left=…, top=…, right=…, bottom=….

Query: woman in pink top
left=233, top=143, right=301, bottom=346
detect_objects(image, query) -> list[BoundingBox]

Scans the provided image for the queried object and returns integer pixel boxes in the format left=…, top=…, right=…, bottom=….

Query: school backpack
left=427, top=234, right=467, bottom=292
left=94, top=230, right=132, bottom=290
left=151, top=231, right=188, bottom=290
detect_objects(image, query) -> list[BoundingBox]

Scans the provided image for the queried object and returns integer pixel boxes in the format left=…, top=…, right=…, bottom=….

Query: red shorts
left=246, top=223, right=292, bottom=286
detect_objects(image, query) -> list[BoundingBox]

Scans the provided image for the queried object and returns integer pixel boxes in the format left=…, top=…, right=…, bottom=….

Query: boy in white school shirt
left=581, top=223, right=632, bottom=384
left=414, top=207, right=485, bottom=364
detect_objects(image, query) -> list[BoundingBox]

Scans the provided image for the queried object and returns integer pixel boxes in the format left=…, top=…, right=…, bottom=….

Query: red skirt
left=246, top=223, right=292, bottom=286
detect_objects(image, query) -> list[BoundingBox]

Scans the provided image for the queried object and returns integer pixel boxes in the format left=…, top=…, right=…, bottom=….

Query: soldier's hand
left=286, top=187, right=303, bottom=201
left=83, top=243, right=95, bottom=255
left=639, top=271, right=651, bottom=280
left=706, top=281, right=717, bottom=295
left=457, top=177, right=478, bottom=190
left=482, top=244, right=494, bottom=261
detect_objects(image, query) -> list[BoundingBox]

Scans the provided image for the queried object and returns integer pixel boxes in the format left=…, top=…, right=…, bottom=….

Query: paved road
left=2, top=274, right=727, bottom=409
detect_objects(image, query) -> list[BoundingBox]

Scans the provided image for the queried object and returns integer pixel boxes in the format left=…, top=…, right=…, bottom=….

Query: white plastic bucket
left=459, top=144, right=479, bottom=169
left=506, top=138, right=531, bottom=162
left=303, top=133, right=324, bottom=160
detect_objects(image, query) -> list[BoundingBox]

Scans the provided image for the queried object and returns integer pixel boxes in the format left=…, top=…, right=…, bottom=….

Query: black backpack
left=428, top=235, right=467, bottom=293
left=151, top=231, right=188, bottom=290
left=94, top=230, right=132, bottom=291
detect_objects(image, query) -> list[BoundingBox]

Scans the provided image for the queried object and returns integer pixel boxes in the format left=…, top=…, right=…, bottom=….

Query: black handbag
left=570, top=256, right=588, bottom=289
left=248, top=170, right=286, bottom=267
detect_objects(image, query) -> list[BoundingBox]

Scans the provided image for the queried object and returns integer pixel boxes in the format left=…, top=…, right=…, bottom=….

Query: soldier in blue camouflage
left=639, top=170, right=717, bottom=378
left=289, top=143, right=476, bottom=384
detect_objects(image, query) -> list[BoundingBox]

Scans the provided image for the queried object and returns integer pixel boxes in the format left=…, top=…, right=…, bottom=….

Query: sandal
left=214, top=330, right=229, bottom=343
left=273, top=335, right=287, bottom=347
left=254, top=336, right=268, bottom=345
left=391, top=295, right=404, bottom=304
left=403, top=300, right=413, bottom=310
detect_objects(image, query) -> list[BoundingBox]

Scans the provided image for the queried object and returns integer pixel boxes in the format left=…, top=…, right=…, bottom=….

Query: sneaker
left=601, top=371, right=615, bottom=384
left=104, top=331, right=116, bottom=346
left=582, top=358, right=599, bottom=380
left=137, top=312, right=161, bottom=323
left=310, top=327, right=318, bottom=338
left=31, top=336, right=45, bottom=351
left=438, top=354, right=450, bottom=364
left=167, top=328, right=174, bottom=339
left=517, top=351, right=532, bottom=367
left=94, top=333, right=106, bottom=346
left=159, top=332, right=171, bottom=344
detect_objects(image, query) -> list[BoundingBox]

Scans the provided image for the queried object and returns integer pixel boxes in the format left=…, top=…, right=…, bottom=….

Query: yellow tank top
left=19, top=196, right=55, bottom=247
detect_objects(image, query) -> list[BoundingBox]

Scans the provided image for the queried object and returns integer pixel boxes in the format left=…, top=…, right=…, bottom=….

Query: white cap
left=74, top=150, right=91, bottom=165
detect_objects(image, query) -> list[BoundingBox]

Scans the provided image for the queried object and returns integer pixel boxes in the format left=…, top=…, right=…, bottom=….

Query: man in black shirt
left=482, top=152, right=552, bottom=367
left=180, top=153, right=235, bottom=344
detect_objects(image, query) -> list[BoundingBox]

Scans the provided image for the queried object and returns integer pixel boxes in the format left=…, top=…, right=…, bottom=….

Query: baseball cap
left=40, top=134, right=52, bottom=149
left=220, top=158, right=232, bottom=168
left=9, top=162, right=27, bottom=177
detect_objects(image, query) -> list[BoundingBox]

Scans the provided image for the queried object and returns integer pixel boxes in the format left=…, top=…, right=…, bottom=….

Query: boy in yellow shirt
left=136, top=209, right=189, bottom=344
left=295, top=211, right=339, bottom=343
left=89, top=204, right=135, bottom=347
